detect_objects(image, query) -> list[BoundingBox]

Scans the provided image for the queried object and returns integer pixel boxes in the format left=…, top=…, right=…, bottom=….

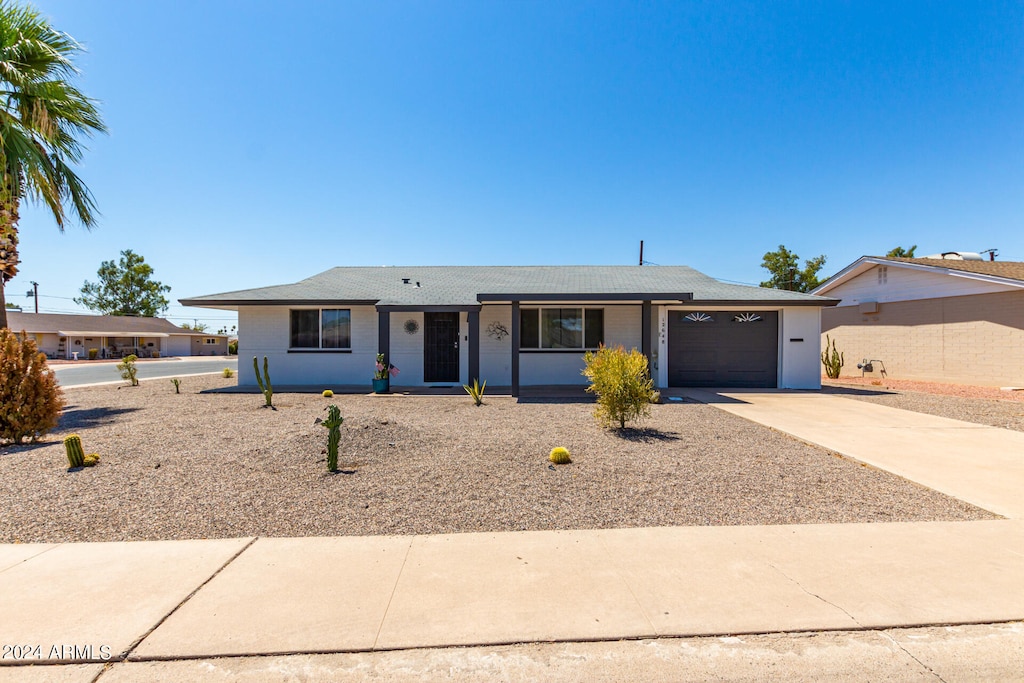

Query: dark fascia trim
left=476, top=292, right=694, bottom=302
left=376, top=304, right=482, bottom=313
left=680, top=299, right=840, bottom=307
left=179, top=299, right=380, bottom=307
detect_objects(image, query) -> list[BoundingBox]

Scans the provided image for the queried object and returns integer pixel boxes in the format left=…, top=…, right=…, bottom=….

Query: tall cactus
left=821, top=334, right=844, bottom=379
left=253, top=356, right=273, bottom=407
left=64, top=434, right=85, bottom=468
left=321, top=404, right=344, bottom=472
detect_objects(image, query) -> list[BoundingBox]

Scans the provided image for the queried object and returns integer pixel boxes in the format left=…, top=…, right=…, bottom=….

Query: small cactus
left=64, top=435, right=85, bottom=468
left=83, top=453, right=100, bottom=467
left=821, top=334, right=844, bottom=380
left=253, top=356, right=273, bottom=407
left=322, top=389, right=334, bottom=397
left=171, top=378, right=181, bottom=394
left=549, top=447, right=572, bottom=464
left=321, top=404, right=344, bottom=472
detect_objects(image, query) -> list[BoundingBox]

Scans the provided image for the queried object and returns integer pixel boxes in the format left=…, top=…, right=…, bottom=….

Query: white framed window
left=290, top=309, right=351, bottom=349
left=204, top=338, right=218, bottom=345
left=520, top=308, right=604, bottom=349
left=877, top=266, right=888, bottom=285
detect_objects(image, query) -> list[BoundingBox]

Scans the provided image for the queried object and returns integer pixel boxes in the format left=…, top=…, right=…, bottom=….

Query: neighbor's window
left=204, top=338, right=218, bottom=344
left=290, top=309, right=351, bottom=349
left=520, top=308, right=604, bottom=349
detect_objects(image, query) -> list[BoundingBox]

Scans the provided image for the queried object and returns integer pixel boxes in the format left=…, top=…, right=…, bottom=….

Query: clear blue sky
left=10, top=0, right=1024, bottom=330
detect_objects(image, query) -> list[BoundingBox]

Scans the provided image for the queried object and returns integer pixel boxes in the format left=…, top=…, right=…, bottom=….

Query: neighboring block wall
left=821, top=290, right=1024, bottom=386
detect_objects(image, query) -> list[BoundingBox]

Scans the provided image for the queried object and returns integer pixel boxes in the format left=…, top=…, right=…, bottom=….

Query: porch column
left=641, top=300, right=652, bottom=368
left=511, top=301, right=520, bottom=397
left=468, top=309, right=480, bottom=383
left=377, top=309, right=390, bottom=369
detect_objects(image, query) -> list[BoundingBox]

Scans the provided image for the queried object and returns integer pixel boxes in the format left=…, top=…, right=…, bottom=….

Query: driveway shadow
left=59, top=406, right=140, bottom=431
left=821, top=386, right=897, bottom=397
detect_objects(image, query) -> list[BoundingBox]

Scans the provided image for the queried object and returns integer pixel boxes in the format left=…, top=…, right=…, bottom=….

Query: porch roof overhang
left=57, top=330, right=171, bottom=338
left=476, top=292, right=694, bottom=303
left=375, top=304, right=482, bottom=313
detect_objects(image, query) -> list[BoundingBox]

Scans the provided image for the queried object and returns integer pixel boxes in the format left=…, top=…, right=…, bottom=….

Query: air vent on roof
left=402, top=278, right=410, bottom=284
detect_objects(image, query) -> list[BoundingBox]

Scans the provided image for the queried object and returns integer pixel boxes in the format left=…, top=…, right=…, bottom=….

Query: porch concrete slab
left=683, top=390, right=1024, bottom=519
left=374, top=530, right=656, bottom=650
left=0, top=665, right=105, bottom=683
left=595, top=525, right=859, bottom=635
left=754, top=520, right=1024, bottom=628
left=132, top=535, right=412, bottom=659
left=0, top=543, right=57, bottom=573
left=0, top=538, right=251, bottom=663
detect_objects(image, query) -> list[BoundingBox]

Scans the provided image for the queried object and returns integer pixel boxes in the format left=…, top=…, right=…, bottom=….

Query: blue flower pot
left=372, top=378, right=389, bottom=394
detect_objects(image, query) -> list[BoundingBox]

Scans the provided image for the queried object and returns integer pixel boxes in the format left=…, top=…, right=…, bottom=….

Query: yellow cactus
left=322, top=390, right=334, bottom=397
left=83, top=453, right=100, bottom=467
left=549, top=447, right=572, bottom=464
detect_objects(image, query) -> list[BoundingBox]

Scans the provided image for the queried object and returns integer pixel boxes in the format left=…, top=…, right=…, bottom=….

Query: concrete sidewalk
left=2, top=390, right=1023, bottom=680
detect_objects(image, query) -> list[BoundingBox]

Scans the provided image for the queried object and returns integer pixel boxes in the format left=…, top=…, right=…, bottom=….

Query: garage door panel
left=668, top=311, right=778, bottom=388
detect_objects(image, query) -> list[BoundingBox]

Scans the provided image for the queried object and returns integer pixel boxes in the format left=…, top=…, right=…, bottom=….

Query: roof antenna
left=980, top=248, right=998, bottom=261
left=639, top=240, right=644, bottom=266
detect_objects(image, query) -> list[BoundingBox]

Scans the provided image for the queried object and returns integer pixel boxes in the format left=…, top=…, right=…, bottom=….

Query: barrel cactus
left=64, top=435, right=85, bottom=468
left=549, top=447, right=572, bottom=464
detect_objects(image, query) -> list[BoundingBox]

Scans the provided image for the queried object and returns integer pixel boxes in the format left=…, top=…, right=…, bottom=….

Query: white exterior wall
left=519, top=305, right=642, bottom=386
left=479, top=305, right=512, bottom=386
left=779, top=306, right=821, bottom=389
left=390, top=312, right=424, bottom=385
left=165, top=336, right=193, bottom=357
left=238, top=305, right=378, bottom=387
left=827, top=264, right=1016, bottom=307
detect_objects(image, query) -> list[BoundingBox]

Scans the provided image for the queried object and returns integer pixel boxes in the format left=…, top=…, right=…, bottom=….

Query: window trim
left=289, top=308, right=352, bottom=351
left=519, top=307, right=604, bottom=351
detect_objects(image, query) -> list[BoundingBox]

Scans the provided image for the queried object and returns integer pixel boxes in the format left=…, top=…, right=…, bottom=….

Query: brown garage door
left=668, top=310, right=778, bottom=387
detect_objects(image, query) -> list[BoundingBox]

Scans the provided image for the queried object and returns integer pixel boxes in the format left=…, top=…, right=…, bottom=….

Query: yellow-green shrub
left=0, top=329, right=63, bottom=444
left=581, top=345, right=656, bottom=429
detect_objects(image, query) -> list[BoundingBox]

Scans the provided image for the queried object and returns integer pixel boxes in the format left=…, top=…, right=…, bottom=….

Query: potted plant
left=373, top=353, right=399, bottom=393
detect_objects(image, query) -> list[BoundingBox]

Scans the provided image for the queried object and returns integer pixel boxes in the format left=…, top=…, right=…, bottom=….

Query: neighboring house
left=181, top=265, right=836, bottom=394
left=6, top=312, right=229, bottom=359
left=811, top=254, right=1024, bottom=387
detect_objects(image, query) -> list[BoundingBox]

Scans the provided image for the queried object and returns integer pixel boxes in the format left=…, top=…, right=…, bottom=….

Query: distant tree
left=180, top=321, right=209, bottom=332
left=216, top=324, right=236, bottom=335
left=760, top=245, right=827, bottom=292
left=0, top=3, right=107, bottom=330
left=75, top=249, right=170, bottom=316
left=886, top=245, right=917, bottom=258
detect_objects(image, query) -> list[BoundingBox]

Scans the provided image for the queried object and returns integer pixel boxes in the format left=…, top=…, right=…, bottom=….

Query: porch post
left=511, top=301, right=520, bottom=397
left=377, top=309, right=390, bottom=371
left=468, top=309, right=480, bottom=384
left=641, top=300, right=652, bottom=368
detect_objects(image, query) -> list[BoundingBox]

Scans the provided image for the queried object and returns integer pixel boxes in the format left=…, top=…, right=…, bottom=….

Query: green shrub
left=549, top=446, right=572, bottom=464
left=117, top=354, right=138, bottom=386
left=222, top=367, right=234, bottom=378
left=0, top=329, right=63, bottom=444
left=87, top=348, right=98, bottom=360
left=463, top=378, right=486, bottom=406
left=171, top=378, right=181, bottom=394
left=581, top=345, right=657, bottom=429
left=228, top=339, right=238, bottom=355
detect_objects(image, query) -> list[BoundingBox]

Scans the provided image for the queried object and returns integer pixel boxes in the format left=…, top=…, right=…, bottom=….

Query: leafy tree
left=180, top=321, right=209, bottom=332
left=760, top=245, right=827, bottom=293
left=75, top=249, right=171, bottom=316
left=0, top=4, right=106, bottom=329
left=886, top=245, right=917, bottom=258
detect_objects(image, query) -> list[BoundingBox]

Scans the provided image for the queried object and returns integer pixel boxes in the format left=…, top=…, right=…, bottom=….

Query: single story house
left=181, top=265, right=837, bottom=394
left=810, top=253, right=1024, bottom=387
left=6, top=312, right=229, bottom=359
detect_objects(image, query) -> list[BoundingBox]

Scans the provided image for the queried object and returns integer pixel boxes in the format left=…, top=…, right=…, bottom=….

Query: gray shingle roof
left=5, top=312, right=222, bottom=336
left=180, top=265, right=837, bottom=308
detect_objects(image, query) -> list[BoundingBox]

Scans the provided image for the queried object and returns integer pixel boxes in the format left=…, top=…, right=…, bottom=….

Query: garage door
left=668, top=310, right=778, bottom=387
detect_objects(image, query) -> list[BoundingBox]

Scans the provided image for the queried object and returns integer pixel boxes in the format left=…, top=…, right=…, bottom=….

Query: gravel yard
left=823, top=379, right=1024, bottom=433
left=0, top=375, right=995, bottom=543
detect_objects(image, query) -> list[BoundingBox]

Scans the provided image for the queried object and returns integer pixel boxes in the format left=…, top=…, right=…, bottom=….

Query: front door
left=423, top=312, right=460, bottom=383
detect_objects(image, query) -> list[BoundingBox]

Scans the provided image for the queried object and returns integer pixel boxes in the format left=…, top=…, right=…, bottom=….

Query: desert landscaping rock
left=0, top=375, right=995, bottom=543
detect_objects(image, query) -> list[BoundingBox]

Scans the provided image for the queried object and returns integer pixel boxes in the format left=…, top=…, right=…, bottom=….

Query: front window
left=520, top=308, right=603, bottom=349
left=290, top=309, right=351, bottom=349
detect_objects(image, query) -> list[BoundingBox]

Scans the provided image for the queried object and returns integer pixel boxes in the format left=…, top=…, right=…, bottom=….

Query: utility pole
left=27, top=281, right=38, bottom=313
left=639, top=240, right=644, bottom=266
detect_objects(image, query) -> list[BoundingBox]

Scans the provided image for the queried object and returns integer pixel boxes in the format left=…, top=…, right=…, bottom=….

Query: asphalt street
left=51, top=357, right=238, bottom=387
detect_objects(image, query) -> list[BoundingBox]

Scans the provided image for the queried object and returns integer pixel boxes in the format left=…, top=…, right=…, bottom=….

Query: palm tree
left=0, top=2, right=105, bottom=329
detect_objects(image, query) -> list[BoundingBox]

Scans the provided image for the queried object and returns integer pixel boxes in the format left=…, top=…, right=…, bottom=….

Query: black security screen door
left=424, top=312, right=460, bottom=383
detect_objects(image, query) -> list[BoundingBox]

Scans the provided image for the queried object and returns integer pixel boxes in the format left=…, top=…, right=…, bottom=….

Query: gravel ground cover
left=823, top=379, right=1024, bottom=433
left=0, top=375, right=995, bottom=543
